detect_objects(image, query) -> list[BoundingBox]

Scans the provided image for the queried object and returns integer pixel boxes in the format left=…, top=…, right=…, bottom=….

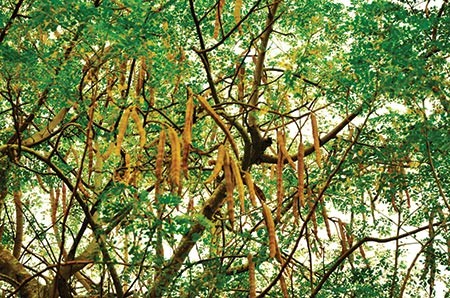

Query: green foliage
left=0, top=0, right=449, bottom=297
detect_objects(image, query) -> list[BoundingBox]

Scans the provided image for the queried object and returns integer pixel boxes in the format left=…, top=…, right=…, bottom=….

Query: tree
left=0, top=0, right=449, bottom=297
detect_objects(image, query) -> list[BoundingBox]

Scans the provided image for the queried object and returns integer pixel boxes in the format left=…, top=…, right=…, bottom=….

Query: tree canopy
left=0, top=0, right=449, bottom=297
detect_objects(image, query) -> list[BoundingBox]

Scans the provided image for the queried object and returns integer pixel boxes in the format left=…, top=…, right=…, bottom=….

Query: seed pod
left=297, top=140, right=305, bottom=208
left=280, top=275, right=289, bottom=298
left=168, top=127, right=181, bottom=189
left=338, top=219, right=348, bottom=255
left=213, top=0, right=225, bottom=39
left=293, top=195, right=299, bottom=225
left=224, top=150, right=235, bottom=229
left=197, top=95, right=239, bottom=158
left=205, top=145, right=226, bottom=184
left=149, top=87, right=155, bottom=107
left=308, top=189, right=318, bottom=236
left=230, top=157, right=245, bottom=213
left=261, top=201, right=276, bottom=258
left=94, top=143, right=104, bottom=189
left=136, top=57, right=146, bottom=96
left=248, top=253, right=256, bottom=298
left=61, top=184, right=67, bottom=216
left=49, top=188, right=58, bottom=234
left=155, top=130, right=166, bottom=197
left=276, top=144, right=283, bottom=222
left=124, top=152, right=131, bottom=184
left=244, top=172, right=257, bottom=207
left=115, top=107, right=131, bottom=155
left=87, top=114, right=94, bottom=181
left=102, top=142, right=115, bottom=161
left=237, top=63, right=245, bottom=101
left=129, top=106, right=146, bottom=148
left=310, top=112, right=322, bottom=168
left=182, top=92, right=194, bottom=175
left=13, top=190, right=23, bottom=258
left=277, top=130, right=296, bottom=169
left=321, top=202, right=332, bottom=239
left=234, top=0, right=242, bottom=25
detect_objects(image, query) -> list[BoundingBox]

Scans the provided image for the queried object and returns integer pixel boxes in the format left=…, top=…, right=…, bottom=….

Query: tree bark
left=149, top=183, right=227, bottom=297
left=0, top=245, right=42, bottom=298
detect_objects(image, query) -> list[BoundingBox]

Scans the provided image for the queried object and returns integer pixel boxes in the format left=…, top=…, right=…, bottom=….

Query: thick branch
left=310, top=221, right=447, bottom=297
left=0, top=245, right=42, bottom=298
left=0, top=0, right=25, bottom=44
left=2, top=144, right=123, bottom=297
left=259, top=106, right=361, bottom=164
left=22, top=107, right=71, bottom=146
left=149, top=183, right=227, bottom=297
left=248, top=0, right=282, bottom=126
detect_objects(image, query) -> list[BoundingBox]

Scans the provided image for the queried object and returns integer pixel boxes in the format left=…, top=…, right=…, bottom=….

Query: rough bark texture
left=0, top=245, right=42, bottom=298
left=149, top=183, right=227, bottom=297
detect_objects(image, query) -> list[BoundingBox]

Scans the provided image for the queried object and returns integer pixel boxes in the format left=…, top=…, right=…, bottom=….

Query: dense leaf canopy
left=0, top=0, right=449, bottom=297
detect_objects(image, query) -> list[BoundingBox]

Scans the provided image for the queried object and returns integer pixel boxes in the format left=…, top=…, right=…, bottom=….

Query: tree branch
left=310, top=221, right=448, bottom=297
left=2, top=144, right=124, bottom=297
left=0, top=0, right=25, bottom=44
left=0, top=244, right=42, bottom=298
left=149, top=183, right=227, bottom=297
left=259, top=106, right=362, bottom=164
left=248, top=0, right=282, bottom=126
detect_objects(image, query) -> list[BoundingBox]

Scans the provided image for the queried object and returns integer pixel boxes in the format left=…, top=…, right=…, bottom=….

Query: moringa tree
left=0, top=0, right=449, bottom=297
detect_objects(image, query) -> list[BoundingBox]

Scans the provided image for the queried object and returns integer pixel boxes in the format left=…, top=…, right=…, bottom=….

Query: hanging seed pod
left=181, top=92, right=194, bottom=175
left=297, top=140, right=305, bottom=208
left=311, top=112, right=322, bottom=168
left=155, top=130, right=166, bottom=197
left=261, top=201, right=277, bottom=258
left=168, top=127, right=181, bottom=189
left=244, top=172, right=257, bottom=207
left=129, top=106, right=146, bottom=148
left=205, top=145, right=226, bottom=184
left=230, top=157, right=245, bottom=213
left=248, top=253, right=256, bottom=298
left=115, top=107, right=131, bottom=155
left=224, top=150, right=235, bottom=229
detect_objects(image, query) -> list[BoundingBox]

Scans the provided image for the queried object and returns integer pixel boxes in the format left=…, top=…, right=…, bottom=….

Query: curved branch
left=259, top=105, right=362, bottom=164
left=189, top=0, right=221, bottom=105
left=2, top=144, right=124, bottom=297
left=149, top=183, right=227, bottom=297
left=0, top=0, right=25, bottom=44
left=0, top=244, right=42, bottom=298
left=197, top=95, right=240, bottom=159
left=257, top=104, right=371, bottom=297
left=310, top=221, right=448, bottom=298
left=22, top=107, right=71, bottom=147
left=248, top=0, right=282, bottom=126
left=200, top=0, right=264, bottom=53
